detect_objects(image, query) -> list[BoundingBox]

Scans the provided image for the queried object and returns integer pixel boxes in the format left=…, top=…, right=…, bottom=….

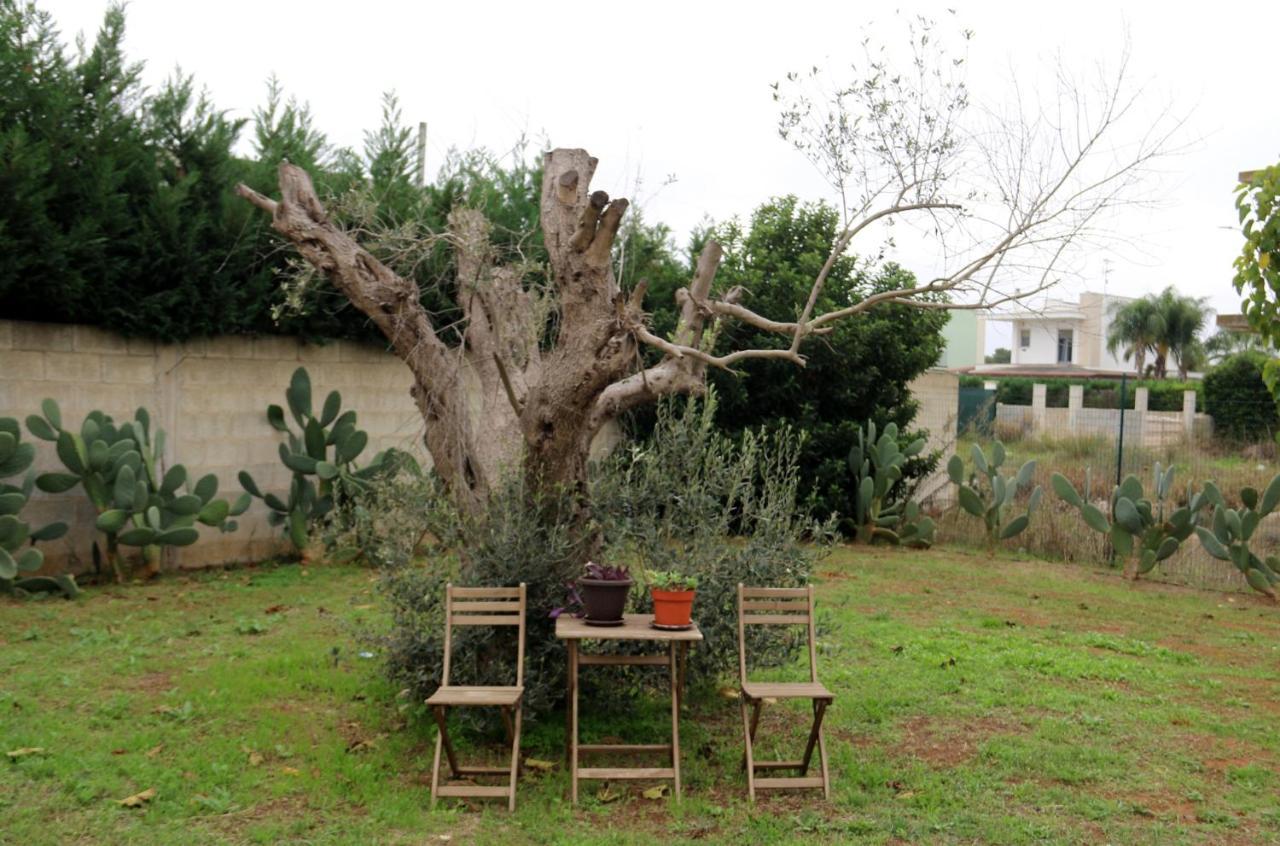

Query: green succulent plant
left=0, top=416, right=75, bottom=597
left=847, top=421, right=935, bottom=548
left=26, top=400, right=248, bottom=583
left=1193, top=476, right=1280, bottom=601
left=239, top=367, right=414, bottom=552
left=947, top=441, right=1041, bottom=549
left=1052, top=463, right=1203, bottom=581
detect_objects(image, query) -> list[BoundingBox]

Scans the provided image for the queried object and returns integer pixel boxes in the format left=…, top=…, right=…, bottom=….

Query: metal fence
left=931, top=377, right=1279, bottom=594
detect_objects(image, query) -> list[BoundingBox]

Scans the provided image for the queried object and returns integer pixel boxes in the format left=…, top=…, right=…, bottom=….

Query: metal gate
left=957, top=386, right=996, bottom=435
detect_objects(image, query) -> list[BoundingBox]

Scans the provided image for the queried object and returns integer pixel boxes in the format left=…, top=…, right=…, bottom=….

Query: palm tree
left=1107, top=297, right=1162, bottom=376
left=1205, top=329, right=1268, bottom=363
left=1107, top=288, right=1211, bottom=379
left=1154, top=287, right=1211, bottom=380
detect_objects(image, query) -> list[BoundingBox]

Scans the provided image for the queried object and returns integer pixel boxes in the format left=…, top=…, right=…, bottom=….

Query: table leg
left=677, top=642, right=688, bottom=709
left=565, top=640, right=574, bottom=765
left=669, top=642, right=681, bottom=801
left=569, top=639, right=579, bottom=805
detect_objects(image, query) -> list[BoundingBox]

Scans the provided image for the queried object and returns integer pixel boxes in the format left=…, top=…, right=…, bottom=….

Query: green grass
left=4, top=547, right=1280, bottom=844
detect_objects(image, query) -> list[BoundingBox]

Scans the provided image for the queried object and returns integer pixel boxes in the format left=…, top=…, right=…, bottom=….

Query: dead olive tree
left=236, top=23, right=1181, bottom=539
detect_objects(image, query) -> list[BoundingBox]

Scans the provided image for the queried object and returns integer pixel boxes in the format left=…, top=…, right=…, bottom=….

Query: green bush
left=365, top=392, right=833, bottom=722
left=1204, top=352, right=1278, bottom=440
left=595, top=394, right=837, bottom=694
left=371, top=475, right=578, bottom=723
left=959, top=375, right=1201, bottom=411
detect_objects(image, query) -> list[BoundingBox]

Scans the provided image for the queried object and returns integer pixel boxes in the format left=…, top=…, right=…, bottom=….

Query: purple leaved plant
left=582, top=561, right=631, bottom=582
left=549, top=561, right=632, bottom=618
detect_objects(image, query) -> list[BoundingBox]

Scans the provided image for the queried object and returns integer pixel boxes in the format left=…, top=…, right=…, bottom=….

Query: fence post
left=1032, top=383, right=1047, bottom=434
left=1182, top=390, right=1196, bottom=440
left=1068, top=384, right=1083, bottom=431
left=1133, top=386, right=1148, bottom=448
left=1115, top=374, right=1128, bottom=489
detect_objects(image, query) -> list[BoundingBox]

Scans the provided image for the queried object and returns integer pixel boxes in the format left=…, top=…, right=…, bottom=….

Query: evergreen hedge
left=959, top=375, right=1201, bottom=411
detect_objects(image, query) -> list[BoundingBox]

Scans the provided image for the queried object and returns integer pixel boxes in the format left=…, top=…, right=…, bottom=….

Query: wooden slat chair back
left=736, top=583, right=833, bottom=800
left=427, top=583, right=527, bottom=811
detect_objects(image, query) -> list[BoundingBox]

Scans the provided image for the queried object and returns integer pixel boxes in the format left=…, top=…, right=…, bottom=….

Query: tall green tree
left=1107, top=297, right=1163, bottom=376
left=1107, top=287, right=1210, bottom=379
left=1235, top=163, right=1280, bottom=345
left=702, top=197, right=947, bottom=528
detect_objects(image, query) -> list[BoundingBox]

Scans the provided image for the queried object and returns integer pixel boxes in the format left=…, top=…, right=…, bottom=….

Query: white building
left=991, top=292, right=1134, bottom=374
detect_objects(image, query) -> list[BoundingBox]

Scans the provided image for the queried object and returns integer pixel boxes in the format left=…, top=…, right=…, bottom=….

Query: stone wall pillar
left=1032, top=383, right=1047, bottom=433
left=1067, top=384, right=1083, bottom=431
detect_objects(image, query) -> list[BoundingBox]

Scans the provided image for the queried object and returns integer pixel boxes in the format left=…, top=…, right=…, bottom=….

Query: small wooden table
left=556, top=614, right=703, bottom=804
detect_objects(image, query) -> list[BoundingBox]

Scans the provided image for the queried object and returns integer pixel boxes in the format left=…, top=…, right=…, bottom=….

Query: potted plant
left=575, top=561, right=633, bottom=626
left=647, top=570, right=698, bottom=629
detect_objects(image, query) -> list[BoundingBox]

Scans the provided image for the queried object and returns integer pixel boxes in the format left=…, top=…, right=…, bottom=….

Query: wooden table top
left=555, top=614, right=704, bottom=642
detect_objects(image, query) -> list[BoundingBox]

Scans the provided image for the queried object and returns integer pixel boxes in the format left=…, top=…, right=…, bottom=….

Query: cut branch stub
left=540, top=149, right=598, bottom=261
left=570, top=190, right=609, bottom=253
left=585, top=198, right=629, bottom=267
left=557, top=169, right=579, bottom=204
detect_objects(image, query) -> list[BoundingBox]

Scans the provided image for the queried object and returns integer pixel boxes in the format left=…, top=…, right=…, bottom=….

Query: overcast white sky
left=40, top=1, right=1280, bottom=350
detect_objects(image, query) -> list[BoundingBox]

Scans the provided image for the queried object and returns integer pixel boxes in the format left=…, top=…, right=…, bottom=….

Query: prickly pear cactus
left=1194, top=476, right=1280, bottom=600
left=847, top=421, right=935, bottom=548
left=1052, top=463, right=1202, bottom=581
left=240, top=367, right=411, bottom=552
left=947, top=440, right=1041, bottom=549
left=26, top=400, right=249, bottom=583
left=0, top=416, right=75, bottom=597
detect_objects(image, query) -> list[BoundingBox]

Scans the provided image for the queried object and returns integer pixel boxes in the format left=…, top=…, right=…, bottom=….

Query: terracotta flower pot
left=651, top=588, right=696, bottom=628
left=578, top=577, right=633, bottom=626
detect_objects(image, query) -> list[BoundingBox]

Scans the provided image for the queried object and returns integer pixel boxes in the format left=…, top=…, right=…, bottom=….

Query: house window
left=1057, top=329, right=1074, bottom=363
left=1019, top=329, right=1030, bottom=349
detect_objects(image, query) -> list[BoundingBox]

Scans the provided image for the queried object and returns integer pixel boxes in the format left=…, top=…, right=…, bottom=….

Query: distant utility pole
left=415, top=122, right=428, bottom=189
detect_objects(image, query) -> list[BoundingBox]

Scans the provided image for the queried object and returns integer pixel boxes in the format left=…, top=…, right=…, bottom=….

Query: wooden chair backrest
left=441, top=583, right=527, bottom=688
left=736, top=583, right=818, bottom=685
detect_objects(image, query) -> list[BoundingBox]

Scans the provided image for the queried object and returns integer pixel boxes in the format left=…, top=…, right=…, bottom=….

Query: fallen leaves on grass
left=524, top=758, right=556, bottom=772
left=596, top=784, right=623, bottom=803
left=642, top=785, right=670, bottom=800
left=118, top=788, right=156, bottom=808
left=7, top=747, right=45, bottom=760
left=264, top=604, right=287, bottom=614
left=280, top=766, right=301, bottom=776
left=145, top=744, right=164, bottom=758
left=346, top=737, right=380, bottom=754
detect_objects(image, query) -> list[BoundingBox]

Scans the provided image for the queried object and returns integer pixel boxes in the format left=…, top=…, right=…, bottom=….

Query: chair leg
left=507, top=703, right=523, bottom=812
left=740, top=696, right=757, bottom=802
left=432, top=705, right=461, bottom=778
left=740, top=698, right=762, bottom=771
left=430, top=716, right=444, bottom=809
left=818, top=712, right=831, bottom=800
left=799, top=699, right=828, bottom=775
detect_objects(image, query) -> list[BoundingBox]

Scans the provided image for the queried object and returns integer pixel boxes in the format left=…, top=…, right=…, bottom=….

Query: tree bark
left=237, top=150, right=713, bottom=538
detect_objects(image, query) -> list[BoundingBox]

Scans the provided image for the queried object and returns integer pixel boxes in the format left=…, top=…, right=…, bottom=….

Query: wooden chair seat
left=427, top=686, right=523, bottom=707
left=742, top=681, right=832, bottom=702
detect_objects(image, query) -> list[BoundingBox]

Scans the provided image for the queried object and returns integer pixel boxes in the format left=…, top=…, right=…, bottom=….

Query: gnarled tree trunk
left=237, top=150, right=719, bottom=533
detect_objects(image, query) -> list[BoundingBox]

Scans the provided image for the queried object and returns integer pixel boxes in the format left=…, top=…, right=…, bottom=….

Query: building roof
left=1217, top=314, right=1253, bottom=333
left=955, top=363, right=1132, bottom=380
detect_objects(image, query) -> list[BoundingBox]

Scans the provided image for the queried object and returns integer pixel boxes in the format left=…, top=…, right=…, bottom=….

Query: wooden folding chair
left=736, top=583, right=833, bottom=800
left=426, top=583, right=526, bottom=811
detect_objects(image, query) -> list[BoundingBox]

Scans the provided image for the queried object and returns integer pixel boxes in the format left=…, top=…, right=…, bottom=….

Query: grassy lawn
left=3, top=547, right=1280, bottom=845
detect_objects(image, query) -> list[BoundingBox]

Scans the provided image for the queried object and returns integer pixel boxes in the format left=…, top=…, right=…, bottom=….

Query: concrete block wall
left=907, top=369, right=960, bottom=504
left=1, top=320, right=430, bottom=571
